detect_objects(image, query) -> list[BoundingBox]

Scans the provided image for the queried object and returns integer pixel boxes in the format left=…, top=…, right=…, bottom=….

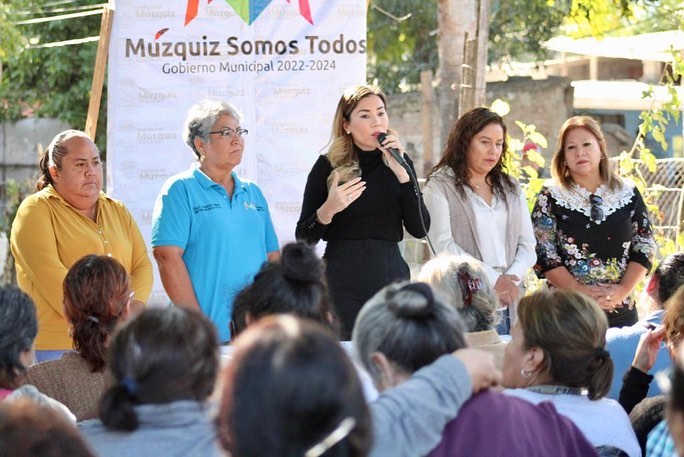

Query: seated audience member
left=627, top=286, right=684, bottom=456
left=607, top=252, right=684, bottom=400
left=0, top=285, right=74, bottom=421
left=218, top=314, right=502, bottom=457
left=217, top=315, right=371, bottom=457
left=79, top=307, right=222, bottom=457
left=0, top=398, right=94, bottom=456
left=353, top=282, right=598, bottom=457
left=28, top=255, right=132, bottom=420
left=418, top=254, right=507, bottom=369
left=503, top=289, right=640, bottom=456
left=230, top=241, right=337, bottom=339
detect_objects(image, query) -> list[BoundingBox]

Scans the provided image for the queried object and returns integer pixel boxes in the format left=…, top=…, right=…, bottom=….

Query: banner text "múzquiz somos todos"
left=125, top=35, right=366, bottom=61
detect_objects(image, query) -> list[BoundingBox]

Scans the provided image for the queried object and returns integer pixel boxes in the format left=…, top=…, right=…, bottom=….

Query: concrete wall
left=0, top=118, right=70, bottom=212
left=388, top=76, right=575, bottom=172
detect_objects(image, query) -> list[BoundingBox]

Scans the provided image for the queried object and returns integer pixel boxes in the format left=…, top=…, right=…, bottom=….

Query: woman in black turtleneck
left=296, top=84, right=430, bottom=339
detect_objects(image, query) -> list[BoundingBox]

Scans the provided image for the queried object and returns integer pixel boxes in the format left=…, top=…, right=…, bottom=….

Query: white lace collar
left=544, top=179, right=635, bottom=224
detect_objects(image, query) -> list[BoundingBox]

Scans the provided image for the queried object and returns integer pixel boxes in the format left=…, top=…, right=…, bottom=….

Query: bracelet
left=316, top=209, right=331, bottom=225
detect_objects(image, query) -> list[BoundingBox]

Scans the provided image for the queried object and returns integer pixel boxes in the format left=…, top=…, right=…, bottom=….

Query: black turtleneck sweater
left=295, top=148, right=430, bottom=244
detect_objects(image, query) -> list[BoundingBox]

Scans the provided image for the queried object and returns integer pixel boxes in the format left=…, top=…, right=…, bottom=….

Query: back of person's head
left=516, top=289, right=613, bottom=400
left=655, top=253, right=684, bottom=305
left=231, top=241, right=337, bottom=337
left=663, top=286, right=684, bottom=352
left=353, top=281, right=466, bottom=384
left=417, top=254, right=499, bottom=332
left=0, top=286, right=37, bottom=389
left=64, top=255, right=131, bottom=372
left=99, top=307, right=219, bottom=431
left=218, top=315, right=371, bottom=457
left=0, top=398, right=94, bottom=457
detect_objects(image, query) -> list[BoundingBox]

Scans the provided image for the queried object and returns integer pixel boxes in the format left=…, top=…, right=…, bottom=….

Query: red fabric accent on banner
left=285, top=0, right=313, bottom=24
left=185, top=0, right=199, bottom=26
left=298, top=0, right=313, bottom=24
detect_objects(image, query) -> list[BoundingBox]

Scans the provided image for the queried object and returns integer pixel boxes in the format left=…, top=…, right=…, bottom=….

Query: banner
left=107, top=0, right=366, bottom=304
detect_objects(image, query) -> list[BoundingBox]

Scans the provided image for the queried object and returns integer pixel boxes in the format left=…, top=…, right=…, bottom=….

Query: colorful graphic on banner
left=184, top=0, right=313, bottom=26
left=107, top=0, right=366, bottom=305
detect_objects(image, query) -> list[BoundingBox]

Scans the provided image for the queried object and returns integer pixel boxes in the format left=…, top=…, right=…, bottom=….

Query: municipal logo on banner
left=184, top=0, right=313, bottom=26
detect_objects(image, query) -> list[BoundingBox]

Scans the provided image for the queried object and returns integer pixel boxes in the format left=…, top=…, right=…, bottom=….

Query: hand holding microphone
left=377, top=132, right=408, bottom=167
left=377, top=132, right=410, bottom=184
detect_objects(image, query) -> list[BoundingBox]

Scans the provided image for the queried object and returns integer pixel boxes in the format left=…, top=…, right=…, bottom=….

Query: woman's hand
left=494, top=274, right=520, bottom=306
left=595, top=283, right=631, bottom=311
left=316, top=171, right=366, bottom=224
left=631, top=325, right=666, bottom=374
left=378, top=133, right=410, bottom=184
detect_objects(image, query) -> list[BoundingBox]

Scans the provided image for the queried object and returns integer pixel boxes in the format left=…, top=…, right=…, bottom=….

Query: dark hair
left=353, top=282, right=467, bottom=382
left=0, top=286, right=37, bottom=389
left=36, top=130, right=97, bottom=191
left=231, top=241, right=337, bottom=337
left=517, top=289, right=613, bottom=400
left=99, top=307, right=219, bottom=431
left=428, top=107, right=516, bottom=203
left=0, top=399, right=95, bottom=457
left=655, top=253, right=684, bottom=305
left=218, top=315, right=371, bottom=457
left=64, top=255, right=131, bottom=372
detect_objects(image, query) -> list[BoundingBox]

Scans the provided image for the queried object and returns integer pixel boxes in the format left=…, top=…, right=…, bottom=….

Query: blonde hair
left=664, top=286, right=684, bottom=350
left=418, top=254, right=499, bottom=332
left=551, top=116, right=622, bottom=190
left=517, top=289, right=613, bottom=400
left=325, top=84, right=389, bottom=189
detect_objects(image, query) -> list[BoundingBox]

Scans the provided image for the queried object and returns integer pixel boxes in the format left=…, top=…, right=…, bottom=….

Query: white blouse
left=423, top=181, right=536, bottom=286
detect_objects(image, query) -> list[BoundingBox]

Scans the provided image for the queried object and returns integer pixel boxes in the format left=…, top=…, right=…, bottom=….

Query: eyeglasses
left=590, top=194, right=604, bottom=222
left=209, top=127, right=248, bottom=138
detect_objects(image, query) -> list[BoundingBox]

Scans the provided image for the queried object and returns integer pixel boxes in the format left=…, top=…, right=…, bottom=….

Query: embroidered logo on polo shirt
left=193, top=203, right=221, bottom=214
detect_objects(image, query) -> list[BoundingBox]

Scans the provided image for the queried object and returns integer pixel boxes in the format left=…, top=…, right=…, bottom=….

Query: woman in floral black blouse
left=531, top=116, right=655, bottom=327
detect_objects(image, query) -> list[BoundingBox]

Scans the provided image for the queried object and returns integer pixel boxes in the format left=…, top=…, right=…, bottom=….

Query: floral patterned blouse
left=532, top=179, right=655, bottom=314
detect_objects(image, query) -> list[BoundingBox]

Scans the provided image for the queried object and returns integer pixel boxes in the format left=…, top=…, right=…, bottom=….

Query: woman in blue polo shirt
left=151, top=99, right=279, bottom=343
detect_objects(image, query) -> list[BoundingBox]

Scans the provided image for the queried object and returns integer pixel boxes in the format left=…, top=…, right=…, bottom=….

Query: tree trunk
left=436, top=0, right=481, bottom=153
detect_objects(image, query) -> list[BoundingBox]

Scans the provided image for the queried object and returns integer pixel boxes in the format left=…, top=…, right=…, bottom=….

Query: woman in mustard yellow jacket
left=10, top=130, right=152, bottom=361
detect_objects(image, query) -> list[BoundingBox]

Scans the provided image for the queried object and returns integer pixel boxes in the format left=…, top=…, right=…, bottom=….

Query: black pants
left=324, top=239, right=410, bottom=340
left=606, top=304, right=638, bottom=328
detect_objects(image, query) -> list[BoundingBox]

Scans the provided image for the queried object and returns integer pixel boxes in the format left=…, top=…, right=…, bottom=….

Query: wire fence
left=404, top=158, right=684, bottom=276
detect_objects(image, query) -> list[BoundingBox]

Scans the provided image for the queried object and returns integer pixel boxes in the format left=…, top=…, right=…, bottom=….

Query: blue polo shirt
left=152, top=166, right=279, bottom=341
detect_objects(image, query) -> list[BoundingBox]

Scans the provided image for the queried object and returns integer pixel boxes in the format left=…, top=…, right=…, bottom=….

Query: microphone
left=377, top=132, right=408, bottom=167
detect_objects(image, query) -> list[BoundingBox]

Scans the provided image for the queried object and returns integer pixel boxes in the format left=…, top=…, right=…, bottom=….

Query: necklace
left=525, top=385, right=583, bottom=396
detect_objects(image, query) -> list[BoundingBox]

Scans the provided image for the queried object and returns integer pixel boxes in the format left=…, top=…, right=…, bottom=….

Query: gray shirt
left=79, top=400, right=223, bottom=457
left=370, top=355, right=473, bottom=457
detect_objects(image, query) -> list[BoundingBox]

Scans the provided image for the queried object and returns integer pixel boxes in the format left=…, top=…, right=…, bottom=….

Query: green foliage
left=0, top=177, right=33, bottom=284
left=367, top=1, right=438, bottom=93
left=489, top=0, right=567, bottom=62
left=0, top=1, right=30, bottom=59
left=0, top=1, right=106, bottom=151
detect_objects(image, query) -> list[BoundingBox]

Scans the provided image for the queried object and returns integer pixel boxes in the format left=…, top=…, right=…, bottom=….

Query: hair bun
left=281, top=242, right=324, bottom=283
left=388, top=283, right=436, bottom=319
